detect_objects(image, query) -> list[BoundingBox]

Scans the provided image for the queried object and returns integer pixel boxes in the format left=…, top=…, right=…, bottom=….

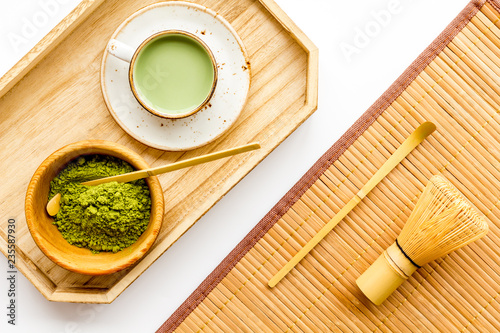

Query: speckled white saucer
left=101, top=1, right=250, bottom=151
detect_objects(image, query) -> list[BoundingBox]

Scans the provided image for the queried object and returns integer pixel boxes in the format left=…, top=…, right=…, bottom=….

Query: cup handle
left=107, top=39, right=135, bottom=63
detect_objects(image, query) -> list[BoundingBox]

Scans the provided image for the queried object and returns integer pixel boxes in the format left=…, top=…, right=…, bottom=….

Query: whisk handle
left=356, top=243, right=418, bottom=305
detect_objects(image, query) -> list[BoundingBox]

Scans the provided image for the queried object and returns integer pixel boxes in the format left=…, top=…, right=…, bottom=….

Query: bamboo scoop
left=356, top=175, right=488, bottom=305
left=46, top=142, right=261, bottom=216
left=268, top=122, right=436, bottom=288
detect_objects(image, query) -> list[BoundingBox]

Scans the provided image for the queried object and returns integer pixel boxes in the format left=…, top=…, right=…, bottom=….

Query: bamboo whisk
left=356, top=175, right=489, bottom=305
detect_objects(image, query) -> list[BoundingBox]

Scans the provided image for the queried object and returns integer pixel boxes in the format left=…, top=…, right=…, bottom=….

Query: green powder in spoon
left=48, top=155, right=151, bottom=253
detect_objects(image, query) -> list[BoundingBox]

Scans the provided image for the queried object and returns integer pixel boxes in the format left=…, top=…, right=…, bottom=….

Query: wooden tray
left=0, top=0, right=318, bottom=303
left=159, top=1, right=500, bottom=332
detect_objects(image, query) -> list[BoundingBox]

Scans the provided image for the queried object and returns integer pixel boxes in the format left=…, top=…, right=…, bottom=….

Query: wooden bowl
left=25, top=140, right=164, bottom=275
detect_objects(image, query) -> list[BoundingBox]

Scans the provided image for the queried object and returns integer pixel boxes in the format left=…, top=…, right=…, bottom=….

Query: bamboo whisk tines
left=356, top=175, right=488, bottom=305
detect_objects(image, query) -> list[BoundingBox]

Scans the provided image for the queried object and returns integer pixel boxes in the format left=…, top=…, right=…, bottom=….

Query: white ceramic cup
left=107, top=30, right=218, bottom=119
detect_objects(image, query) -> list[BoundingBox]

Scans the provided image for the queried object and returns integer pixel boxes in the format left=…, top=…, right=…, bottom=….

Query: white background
left=0, top=0, right=471, bottom=332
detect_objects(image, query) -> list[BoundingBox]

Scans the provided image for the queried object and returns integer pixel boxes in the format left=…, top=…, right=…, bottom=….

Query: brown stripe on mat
left=158, top=0, right=500, bottom=331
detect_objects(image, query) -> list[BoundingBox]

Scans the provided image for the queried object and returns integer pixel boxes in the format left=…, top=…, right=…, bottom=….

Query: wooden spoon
left=268, top=122, right=436, bottom=288
left=47, top=142, right=261, bottom=216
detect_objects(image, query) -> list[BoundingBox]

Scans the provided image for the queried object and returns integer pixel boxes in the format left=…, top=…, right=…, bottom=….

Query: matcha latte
left=131, top=32, right=216, bottom=118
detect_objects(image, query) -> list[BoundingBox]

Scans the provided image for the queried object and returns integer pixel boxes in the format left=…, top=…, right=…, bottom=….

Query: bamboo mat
left=159, top=1, right=500, bottom=331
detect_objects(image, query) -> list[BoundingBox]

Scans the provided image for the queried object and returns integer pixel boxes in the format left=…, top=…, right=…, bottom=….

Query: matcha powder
left=48, top=155, right=152, bottom=253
